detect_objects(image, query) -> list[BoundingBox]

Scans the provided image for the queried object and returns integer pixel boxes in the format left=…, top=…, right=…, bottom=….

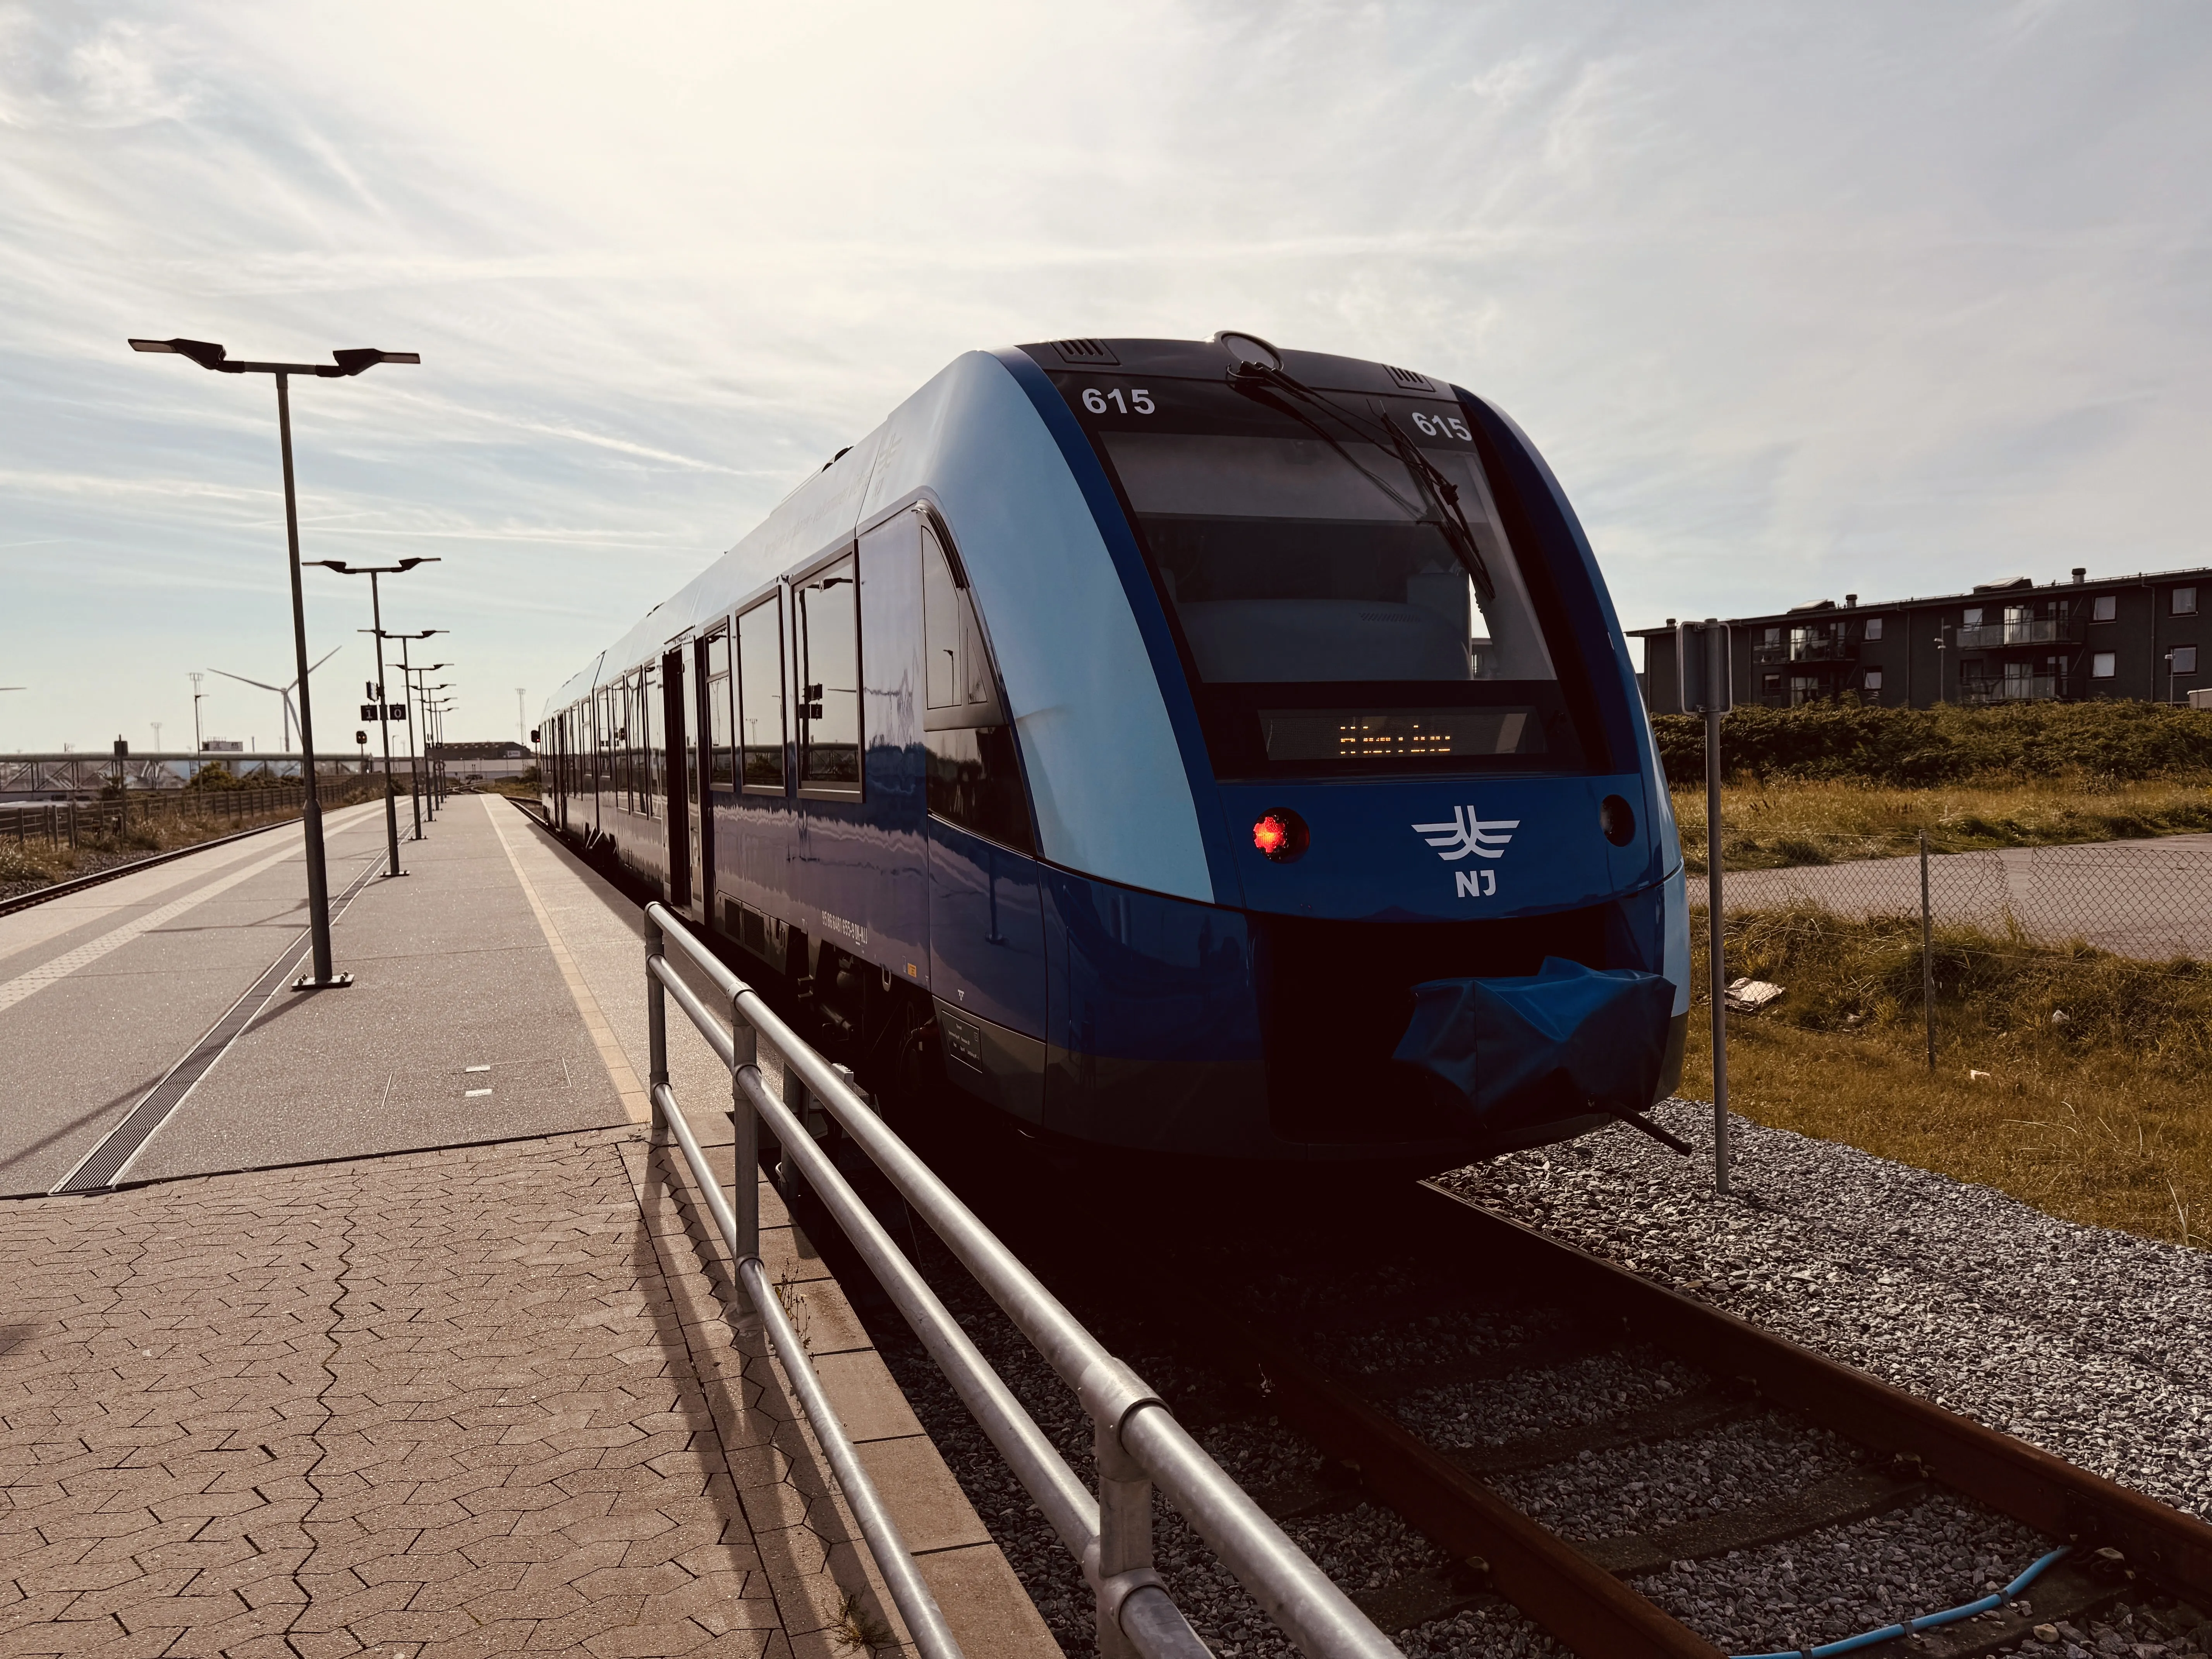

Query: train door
left=661, top=645, right=692, bottom=909
left=696, top=628, right=731, bottom=933
left=544, top=716, right=562, bottom=831
left=919, top=512, right=1047, bottom=1122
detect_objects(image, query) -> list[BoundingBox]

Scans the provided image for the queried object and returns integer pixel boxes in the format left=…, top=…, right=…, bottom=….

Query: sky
left=2, top=1, right=2208, bottom=752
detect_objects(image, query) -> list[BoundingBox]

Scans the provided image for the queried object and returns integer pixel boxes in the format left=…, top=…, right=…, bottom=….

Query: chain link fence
left=1711, top=837, right=2212, bottom=962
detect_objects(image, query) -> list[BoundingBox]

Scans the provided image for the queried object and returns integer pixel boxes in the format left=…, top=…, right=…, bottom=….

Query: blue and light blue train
left=539, top=333, right=1689, bottom=1168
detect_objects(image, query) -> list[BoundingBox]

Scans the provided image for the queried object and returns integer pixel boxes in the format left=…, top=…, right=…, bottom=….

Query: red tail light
left=1252, top=808, right=1309, bottom=863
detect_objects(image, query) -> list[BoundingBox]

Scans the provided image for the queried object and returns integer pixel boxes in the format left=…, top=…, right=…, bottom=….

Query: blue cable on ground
left=1730, top=1543, right=2072, bottom=1659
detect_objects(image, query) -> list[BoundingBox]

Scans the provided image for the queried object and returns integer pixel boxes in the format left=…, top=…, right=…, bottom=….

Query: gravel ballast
left=841, top=1096, right=2212, bottom=1657
left=1437, top=1098, right=2212, bottom=1521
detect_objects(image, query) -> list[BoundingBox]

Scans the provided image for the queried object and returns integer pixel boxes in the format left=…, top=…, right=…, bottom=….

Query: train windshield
left=1059, top=372, right=1579, bottom=775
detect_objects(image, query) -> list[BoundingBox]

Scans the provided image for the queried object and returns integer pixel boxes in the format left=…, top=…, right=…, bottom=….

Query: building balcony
left=1750, top=636, right=1859, bottom=665
left=1961, top=674, right=2063, bottom=704
left=1954, top=618, right=2079, bottom=649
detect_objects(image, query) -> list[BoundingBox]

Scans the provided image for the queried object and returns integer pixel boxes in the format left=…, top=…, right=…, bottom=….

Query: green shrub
left=1652, top=699, right=2212, bottom=787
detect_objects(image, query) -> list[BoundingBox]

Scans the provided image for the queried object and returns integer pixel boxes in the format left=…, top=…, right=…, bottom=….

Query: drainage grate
left=53, top=854, right=388, bottom=1194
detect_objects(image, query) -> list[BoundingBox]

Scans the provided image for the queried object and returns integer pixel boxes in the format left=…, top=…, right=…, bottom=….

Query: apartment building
left=1634, top=565, right=2210, bottom=714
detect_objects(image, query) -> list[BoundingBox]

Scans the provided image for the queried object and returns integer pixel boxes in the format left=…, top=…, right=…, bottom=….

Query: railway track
left=828, top=1144, right=2212, bottom=1659
left=0, top=815, right=301, bottom=918
left=1180, top=1183, right=2212, bottom=1658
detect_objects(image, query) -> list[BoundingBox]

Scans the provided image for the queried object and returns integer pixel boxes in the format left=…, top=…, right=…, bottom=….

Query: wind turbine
left=210, top=646, right=342, bottom=752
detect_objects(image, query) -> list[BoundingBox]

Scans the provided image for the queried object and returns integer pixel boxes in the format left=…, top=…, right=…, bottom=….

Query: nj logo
left=1411, top=806, right=1518, bottom=862
left=1413, top=806, right=1518, bottom=899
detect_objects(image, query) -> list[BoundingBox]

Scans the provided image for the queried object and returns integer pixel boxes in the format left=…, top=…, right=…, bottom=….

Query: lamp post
left=313, top=559, right=438, bottom=880
left=423, top=693, right=456, bottom=802
left=129, top=335, right=418, bottom=989
left=188, top=671, right=205, bottom=757
left=386, top=640, right=444, bottom=840
left=412, top=678, right=453, bottom=815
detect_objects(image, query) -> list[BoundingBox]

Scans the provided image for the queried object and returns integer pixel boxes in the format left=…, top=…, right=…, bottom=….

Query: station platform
left=0, top=797, right=1057, bottom=1659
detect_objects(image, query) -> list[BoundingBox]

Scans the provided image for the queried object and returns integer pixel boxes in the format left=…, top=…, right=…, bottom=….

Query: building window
left=1963, top=608, right=1983, bottom=628
left=2174, top=646, right=2199, bottom=676
left=2092, top=652, right=2117, bottom=679
left=1863, top=669, right=1883, bottom=691
left=2176, top=587, right=2199, bottom=616
left=1863, top=617, right=1883, bottom=641
left=1762, top=627, right=1781, bottom=646
left=2092, top=594, right=2117, bottom=622
left=1762, top=673, right=1782, bottom=695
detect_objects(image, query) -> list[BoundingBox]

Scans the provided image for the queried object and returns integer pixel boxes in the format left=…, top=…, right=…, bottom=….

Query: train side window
left=643, top=660, right=663, bottom=819
left=620, top=673, right=638, bottom=811
left=921, top=517, right=1032, bottom=852
left=599, top=687, right=617, bottom=803
left=705, top=629, right=734, bottom=788
left=738, top=593, right=787, bottom=792
left=596, top=690, right=610, bottom=799
left=627, top=671, right=645, bottom=812
left=795, top=553, right=862, bottom=798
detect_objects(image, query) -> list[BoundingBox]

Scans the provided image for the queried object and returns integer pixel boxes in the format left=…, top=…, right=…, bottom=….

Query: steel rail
left=643, top=902, right=1397, bottom=1659
left=725, top=1060, right=1099, bottom=1554
left=1415, top=1185, right=2212, bottom=1609
left=1235, top=1321, right=1722, bottom=1659
left=0, top=814, right=301, bottom=919
left=647, top=1074, right=962, bottom=1659
left=647, top=948, right=1099, bottom=1553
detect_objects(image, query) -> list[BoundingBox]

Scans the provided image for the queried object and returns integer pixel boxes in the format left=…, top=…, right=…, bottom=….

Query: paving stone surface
left=0, top=1128, right=850, bottom=1659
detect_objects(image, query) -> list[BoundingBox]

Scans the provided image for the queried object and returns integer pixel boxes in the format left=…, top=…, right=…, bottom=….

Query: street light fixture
left=421, top=692, right=457, bottom=804
left=378, top=639, right=443, bottom=838
left=313, top=558, right=439, bottom=880
left=129, top=336, right=420, bottom=990
left=411, top=677, right=453, bottom=816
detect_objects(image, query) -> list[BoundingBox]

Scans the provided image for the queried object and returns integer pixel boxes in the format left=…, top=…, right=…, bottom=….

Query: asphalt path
left=1719, top=832, right=2212, bottom=958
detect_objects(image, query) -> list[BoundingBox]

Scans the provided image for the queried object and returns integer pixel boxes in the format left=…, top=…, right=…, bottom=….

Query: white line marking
left=0, top=836, right=312, bottom=1016
left=483, top=797, right=650, bottom=1122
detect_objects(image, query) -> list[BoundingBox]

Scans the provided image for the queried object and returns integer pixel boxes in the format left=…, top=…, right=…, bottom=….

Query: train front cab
left=1001, top=337, right=1689, bottom=1169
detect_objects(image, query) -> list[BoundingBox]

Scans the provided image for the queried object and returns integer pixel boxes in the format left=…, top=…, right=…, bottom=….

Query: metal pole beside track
left=275, top=371, right=346, bottom=990
left=1921, top=829, right=1937, bottom=1071
left=370, top=573, right=404, bottom=878
left=1704, top=638, right=1729, bottom=1196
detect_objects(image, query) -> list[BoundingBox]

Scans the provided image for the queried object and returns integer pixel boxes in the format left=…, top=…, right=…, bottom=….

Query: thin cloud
left=1, top=2, right=2208, bottom=746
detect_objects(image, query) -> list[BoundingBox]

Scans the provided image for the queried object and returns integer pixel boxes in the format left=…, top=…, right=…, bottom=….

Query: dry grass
left=1672, top=773, right=2212, bottom=874
left=1681, top=903, right=2209, bottom=1250
left=0, top=783, right=382, bottom=894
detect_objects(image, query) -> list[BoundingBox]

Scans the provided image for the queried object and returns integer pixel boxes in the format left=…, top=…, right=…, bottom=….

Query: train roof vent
left=1051, top=338, right=1120, bottom=366
left=1385, top=364, right=1433, bottom=390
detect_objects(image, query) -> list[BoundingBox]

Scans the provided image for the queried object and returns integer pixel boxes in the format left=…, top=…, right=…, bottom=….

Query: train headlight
left=1601, top=794, right=1636, bottom=846
left=1252, top=808, right=1309, bottom=863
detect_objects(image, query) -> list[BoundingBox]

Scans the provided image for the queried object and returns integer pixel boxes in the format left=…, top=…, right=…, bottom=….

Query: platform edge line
left=483, top=795, right=651, bottom=1123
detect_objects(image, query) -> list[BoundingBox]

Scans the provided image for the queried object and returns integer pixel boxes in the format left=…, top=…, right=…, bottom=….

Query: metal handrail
left=642, top=901, right=1402, bottom=1659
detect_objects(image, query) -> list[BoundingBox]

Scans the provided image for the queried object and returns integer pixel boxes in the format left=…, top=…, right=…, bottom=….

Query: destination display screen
left=1052, top=369, right=1580, bottom=775
left=1259, top=706, right=1546, bottom=763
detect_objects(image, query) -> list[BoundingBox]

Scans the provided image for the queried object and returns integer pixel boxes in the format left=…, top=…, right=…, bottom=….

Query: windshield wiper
left=1227, top=362, right=1497, bottom=603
